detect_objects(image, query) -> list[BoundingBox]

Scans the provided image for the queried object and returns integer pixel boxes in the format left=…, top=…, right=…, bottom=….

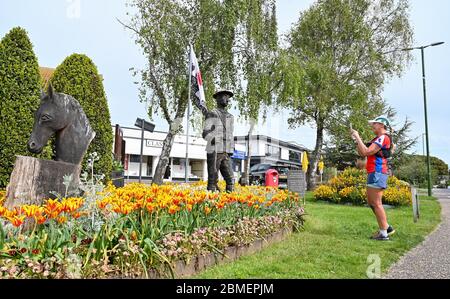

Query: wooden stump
left=5, top=155, right=81, bottom=209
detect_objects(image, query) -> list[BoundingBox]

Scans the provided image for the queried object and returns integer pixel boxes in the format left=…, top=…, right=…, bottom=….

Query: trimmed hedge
left=314, top=168, right=412, bottom=206
left=0, top=27, right=51, bottom=188
left=50, top=54, right=113, bottom=179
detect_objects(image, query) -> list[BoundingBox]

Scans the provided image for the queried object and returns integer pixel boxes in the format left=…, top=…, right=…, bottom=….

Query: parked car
left=248, top=163, right=300, bottom=188
left=437, top=176, right=449, bottom=189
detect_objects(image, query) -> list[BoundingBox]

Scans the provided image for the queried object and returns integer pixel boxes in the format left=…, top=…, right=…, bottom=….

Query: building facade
left=117, top=126, right=208, bottom=183
left=234, top=135, right=308, bottom=169
left=114, top=125, right=308, bottom=183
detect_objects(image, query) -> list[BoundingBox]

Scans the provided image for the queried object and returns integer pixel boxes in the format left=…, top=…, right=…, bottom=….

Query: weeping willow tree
left=234, top=0, right=279, bottom=185
left=122, top=0, right=279, bottom=184
left=277, top=0, right=414, bottom=190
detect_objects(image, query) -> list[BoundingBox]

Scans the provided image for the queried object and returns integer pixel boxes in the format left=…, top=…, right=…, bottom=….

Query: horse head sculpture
left=27, top=83, right=96, bottom=165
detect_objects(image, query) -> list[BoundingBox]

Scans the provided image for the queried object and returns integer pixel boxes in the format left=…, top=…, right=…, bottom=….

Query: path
left=385, top=188, right=450, bottom=279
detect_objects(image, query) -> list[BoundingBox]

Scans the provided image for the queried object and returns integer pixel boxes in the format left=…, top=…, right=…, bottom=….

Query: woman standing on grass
left=350, top=116, right=396, bottom=241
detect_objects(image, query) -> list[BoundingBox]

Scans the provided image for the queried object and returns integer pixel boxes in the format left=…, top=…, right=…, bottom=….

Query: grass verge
left=194, top=192, right=441, bottom=278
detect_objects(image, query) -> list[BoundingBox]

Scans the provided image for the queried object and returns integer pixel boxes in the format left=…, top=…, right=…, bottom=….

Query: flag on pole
left=302, top=151, right=309, bottom=173
left=190, top=45, right=206, bottom=104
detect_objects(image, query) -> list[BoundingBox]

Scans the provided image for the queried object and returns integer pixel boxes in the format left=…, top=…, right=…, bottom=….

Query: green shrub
left=322, top=167, right=337, bottom=182
left=50, top=54, right=113, bottom=180
left=314, top=185, right=336, bottom=202
left=0, top=27, right=51, bottom=188
left=314, top=168, right=412, bottom=206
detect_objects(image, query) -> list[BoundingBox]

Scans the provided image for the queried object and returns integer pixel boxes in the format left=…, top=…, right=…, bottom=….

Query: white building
left=114, top=125, right=308, bottom=183
left=119, top=126, right=204, bottom=182
left=234, top=135, right=308, bottom=169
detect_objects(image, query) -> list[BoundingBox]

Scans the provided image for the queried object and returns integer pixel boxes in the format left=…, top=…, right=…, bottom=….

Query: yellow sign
left=302, top=152, right=309, bottom=173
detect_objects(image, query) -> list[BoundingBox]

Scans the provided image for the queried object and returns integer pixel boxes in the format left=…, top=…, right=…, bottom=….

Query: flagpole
left=185, top=45, right=193, bottom=183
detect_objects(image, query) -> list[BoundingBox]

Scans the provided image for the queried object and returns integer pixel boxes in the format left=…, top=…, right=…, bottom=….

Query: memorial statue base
left=5, top=156, right=81, bottom=209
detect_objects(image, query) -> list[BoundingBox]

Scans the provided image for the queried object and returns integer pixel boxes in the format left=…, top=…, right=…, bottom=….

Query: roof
left=113, top=125, right=310, bottom=152
left=39, top=67, right=55, bottom=84
left=116, top=125, right=201, bottom=139
left=39, top=66, right=104, bottom=85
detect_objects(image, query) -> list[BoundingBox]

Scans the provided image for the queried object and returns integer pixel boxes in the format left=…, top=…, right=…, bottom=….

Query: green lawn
left=195, top=193, right=441, bottom=279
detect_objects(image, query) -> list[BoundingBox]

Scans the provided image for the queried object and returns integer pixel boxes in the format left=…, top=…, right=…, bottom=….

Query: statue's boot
left=226, top=184, right=233, bottom=193
left=207, top=184, right=217, bottom=192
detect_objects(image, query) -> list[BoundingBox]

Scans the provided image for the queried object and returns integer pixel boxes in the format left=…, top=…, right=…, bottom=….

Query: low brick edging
left=146, top=225, right=294, bottom=279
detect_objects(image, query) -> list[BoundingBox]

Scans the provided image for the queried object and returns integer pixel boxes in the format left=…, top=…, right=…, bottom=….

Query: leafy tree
left=429, top=156, right=449, bottom=176
left=396, top=154, right=446, bottom=187
left=123, top=0, right=279, bottom=185
left=0, top=27, right=51, bottom=188
left=233, top=0, right=279, bottom=185
left=50, top=54, right=113, bottom=179
left=277, top=0, right=413, bottom=190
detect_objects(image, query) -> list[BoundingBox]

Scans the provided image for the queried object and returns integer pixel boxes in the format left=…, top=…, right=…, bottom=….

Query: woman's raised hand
left=350, top=129, right=360, bottom=141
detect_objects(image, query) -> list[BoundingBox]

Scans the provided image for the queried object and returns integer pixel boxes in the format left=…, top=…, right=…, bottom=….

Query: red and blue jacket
left=366, top=134, right=391, bottom=174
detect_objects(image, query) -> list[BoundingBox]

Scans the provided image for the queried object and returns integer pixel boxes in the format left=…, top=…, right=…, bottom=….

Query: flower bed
left=0, top=181, right=304, bottom=278
left=153, top=223, right=296, bottom=278
left=313, top=168, right=412, bottom=206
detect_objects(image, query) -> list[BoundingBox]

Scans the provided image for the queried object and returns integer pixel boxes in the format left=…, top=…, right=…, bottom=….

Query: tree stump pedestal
left=5, top=155, right=82, bottom=209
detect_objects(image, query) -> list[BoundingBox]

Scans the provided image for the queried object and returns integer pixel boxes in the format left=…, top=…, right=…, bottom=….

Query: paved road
left=385, top=188, right=450, bottom=279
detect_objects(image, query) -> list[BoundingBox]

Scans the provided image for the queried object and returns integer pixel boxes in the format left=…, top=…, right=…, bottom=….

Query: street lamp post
left=135, top=118, right=156, bottom=183
left=402, top=42, right=445, bottom=197
left=420, top=46, right=433, bottom=197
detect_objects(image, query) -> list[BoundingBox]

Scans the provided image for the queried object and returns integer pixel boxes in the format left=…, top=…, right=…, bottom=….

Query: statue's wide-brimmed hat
left=213, top=89, right=234, bottom=99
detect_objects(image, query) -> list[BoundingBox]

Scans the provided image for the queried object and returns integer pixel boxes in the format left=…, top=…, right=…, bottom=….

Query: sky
left=1, top=0, right=449, bottom=165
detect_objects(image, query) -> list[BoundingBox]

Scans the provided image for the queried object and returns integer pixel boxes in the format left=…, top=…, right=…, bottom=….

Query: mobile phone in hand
left=350, top=123, right=357, bottom=141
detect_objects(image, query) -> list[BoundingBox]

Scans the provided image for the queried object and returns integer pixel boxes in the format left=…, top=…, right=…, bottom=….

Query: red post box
left=265, top=169, right=279, bottom=187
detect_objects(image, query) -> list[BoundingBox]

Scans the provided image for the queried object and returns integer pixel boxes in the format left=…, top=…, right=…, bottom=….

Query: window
left=259, top=164, right=271, bottom=172
left=274, top=166, right=289, bottom=175
left=146, top=156, right=153, bottom=176
left=250, top=164, right=260, bottom=172
left=265, top=144, right=281, bottom=158
left=130, top=155, right=141, bottom=163
left=289, top=150, right=301, bottom=163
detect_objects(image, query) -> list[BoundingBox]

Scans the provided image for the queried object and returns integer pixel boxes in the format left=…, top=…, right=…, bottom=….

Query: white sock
left=380, top=229, right=388, bottom=237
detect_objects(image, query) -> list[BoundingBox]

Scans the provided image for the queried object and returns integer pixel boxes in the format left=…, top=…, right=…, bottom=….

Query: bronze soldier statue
left=192, top=89, right=235, bottom=192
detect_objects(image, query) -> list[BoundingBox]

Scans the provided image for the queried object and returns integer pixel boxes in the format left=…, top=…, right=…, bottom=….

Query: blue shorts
left=367, top=172, right=388, bottom=190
